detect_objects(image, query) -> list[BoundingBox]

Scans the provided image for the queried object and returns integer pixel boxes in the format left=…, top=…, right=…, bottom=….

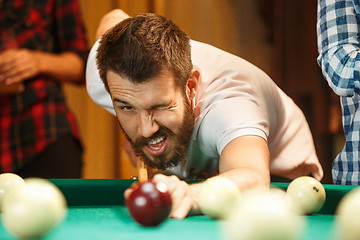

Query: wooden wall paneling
left=116, top=0, right=153, bottom=15
left=156, top=0, right=271, bottom=74
left=270, top=0, right=334, bottom=183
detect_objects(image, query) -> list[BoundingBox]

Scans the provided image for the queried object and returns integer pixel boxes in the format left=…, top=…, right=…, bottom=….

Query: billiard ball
left=0, top=173, right=25, bottom=211
left=335, top=187, right=360, bottom=240
left=198, top=176, right=241, bottom=219
left=126, top=180, right=172, bottom=226
left=2, top=178, right=67, bottom=239
left=286, top=176, right=326, bottom=215
left=222, top=188, right=305, bottom=240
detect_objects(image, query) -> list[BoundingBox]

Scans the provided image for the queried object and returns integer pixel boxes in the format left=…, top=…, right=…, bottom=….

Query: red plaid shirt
left=0, top=0, right=88, bottom=172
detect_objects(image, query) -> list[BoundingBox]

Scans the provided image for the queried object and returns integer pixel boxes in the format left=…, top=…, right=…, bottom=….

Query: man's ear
left=186, top=69, right=200, bottom=100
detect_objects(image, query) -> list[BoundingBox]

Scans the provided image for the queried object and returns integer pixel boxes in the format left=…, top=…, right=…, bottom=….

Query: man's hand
left=124, top=174, right=202, bottom=219
left=0, top=48, right=84, bottom=85
left=0, top=49, right=41, bottom=85
left=96, top=9, right=130, bottom=39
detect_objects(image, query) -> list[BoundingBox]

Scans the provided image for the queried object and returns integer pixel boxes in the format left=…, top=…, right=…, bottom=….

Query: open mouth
left=144, top=136, right=167, bottom=156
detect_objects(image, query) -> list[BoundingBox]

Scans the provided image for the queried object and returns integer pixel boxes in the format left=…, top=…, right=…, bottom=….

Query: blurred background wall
left=63, top=0, right=342, bottom=183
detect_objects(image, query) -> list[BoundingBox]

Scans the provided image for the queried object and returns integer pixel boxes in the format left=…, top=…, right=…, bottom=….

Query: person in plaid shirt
left=0, top=0, right=88, bottom=178
left=317, top=0, right=360, bottom=185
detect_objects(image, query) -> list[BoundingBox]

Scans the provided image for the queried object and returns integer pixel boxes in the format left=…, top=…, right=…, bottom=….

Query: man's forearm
left=38, top=51, right=84, bottom=83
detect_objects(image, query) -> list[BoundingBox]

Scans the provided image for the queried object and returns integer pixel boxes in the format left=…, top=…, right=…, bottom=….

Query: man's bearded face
left=107, top=69, right=196, bottom=170
left=128, top=97, right=194, bottom=170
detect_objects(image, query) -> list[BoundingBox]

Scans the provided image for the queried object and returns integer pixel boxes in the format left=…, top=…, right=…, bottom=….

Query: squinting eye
left=120, top=106, right=133, bottom=111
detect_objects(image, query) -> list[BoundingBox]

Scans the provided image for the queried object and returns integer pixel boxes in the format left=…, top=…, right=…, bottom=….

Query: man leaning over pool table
left=86, top=9, right=323, bottom=220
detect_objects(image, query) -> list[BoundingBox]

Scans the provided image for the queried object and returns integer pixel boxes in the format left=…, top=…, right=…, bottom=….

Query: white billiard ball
left=222, top=188, right=305, bottom=240
left=335, top=187, right=360, bottom=240
left=2, top=178, right=67, bottom=239
left=0, top=173, right=25, bottom=211
left=286, top=176, right=326, bottom=215
left=198, top=176, right=241, bottom=219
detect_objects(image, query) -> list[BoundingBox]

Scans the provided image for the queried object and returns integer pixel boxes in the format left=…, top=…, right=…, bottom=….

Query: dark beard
left=121, top=98, right=195, bottom=170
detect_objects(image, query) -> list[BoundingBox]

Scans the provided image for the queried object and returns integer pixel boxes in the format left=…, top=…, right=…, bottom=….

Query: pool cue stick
left=137, top=159, right=148, bottom=183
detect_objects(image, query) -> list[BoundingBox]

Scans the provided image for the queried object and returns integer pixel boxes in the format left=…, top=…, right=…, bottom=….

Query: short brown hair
left=96, top=13, right=192, bottom=92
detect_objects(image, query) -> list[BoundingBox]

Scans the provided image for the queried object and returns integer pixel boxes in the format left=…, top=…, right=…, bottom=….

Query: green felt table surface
left=0, top=179, right=357, bottom=240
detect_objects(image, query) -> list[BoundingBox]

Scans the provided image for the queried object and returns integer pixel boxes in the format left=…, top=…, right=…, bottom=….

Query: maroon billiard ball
left=126, top=181, right=172, bottom=226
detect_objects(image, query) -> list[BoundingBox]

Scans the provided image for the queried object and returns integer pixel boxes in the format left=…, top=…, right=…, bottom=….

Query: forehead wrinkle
left=108, top=69, right=181, bottom=109
left=109, top=79, right=143, bottom=101
left=111, top=84, right=168, bottom=110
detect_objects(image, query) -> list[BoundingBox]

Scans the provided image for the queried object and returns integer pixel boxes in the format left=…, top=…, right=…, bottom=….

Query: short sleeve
left=197, top=97, right=269, bottom=156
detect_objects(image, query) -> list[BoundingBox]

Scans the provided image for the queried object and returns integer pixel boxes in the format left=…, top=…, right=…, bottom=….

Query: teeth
left=149, top=145, right=161, bottom=150
left=148, top=136, right=165, bottom=145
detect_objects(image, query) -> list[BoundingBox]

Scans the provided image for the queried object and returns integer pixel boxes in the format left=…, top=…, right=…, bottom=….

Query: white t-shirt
left=86, top=39, right=323, bottom=180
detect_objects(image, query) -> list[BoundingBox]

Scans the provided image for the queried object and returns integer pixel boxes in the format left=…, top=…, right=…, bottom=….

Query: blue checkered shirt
left=317, top=0, right=360, bottom=184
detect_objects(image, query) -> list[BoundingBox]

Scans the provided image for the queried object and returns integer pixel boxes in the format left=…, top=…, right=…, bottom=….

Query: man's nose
left=137, top=111, right=159, bottom=138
